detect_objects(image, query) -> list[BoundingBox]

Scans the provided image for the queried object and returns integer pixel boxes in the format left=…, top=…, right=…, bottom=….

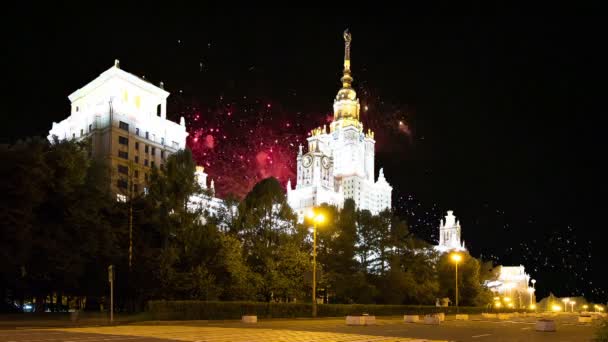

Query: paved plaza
left=0, top=315, right=599, bottom=342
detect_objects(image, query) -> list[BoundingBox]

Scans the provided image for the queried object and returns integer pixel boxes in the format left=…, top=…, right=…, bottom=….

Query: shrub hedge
left=147, top=301, right=515, bottom=320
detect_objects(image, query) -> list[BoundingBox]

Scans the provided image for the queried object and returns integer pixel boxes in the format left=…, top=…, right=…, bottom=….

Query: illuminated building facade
left=434, top=210, right=466, bottom=252
left=287, top=30, right=393, bottom=219
left=48, top=60, right=189, bottom=200
left=486, top=265, right=535, bottom=308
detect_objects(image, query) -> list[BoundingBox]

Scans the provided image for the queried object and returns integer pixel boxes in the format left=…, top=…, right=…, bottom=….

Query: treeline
left=1, top=139, right=494, bottom=312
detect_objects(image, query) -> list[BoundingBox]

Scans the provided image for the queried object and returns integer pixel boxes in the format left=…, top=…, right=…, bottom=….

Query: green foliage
left=2, top=138, right=496, bottom=311
left=437, top=252, right=492, bottom=306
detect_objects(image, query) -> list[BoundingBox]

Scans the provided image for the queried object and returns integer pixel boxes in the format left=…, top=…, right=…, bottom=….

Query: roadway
left=0, top=314, right=598, bottom=342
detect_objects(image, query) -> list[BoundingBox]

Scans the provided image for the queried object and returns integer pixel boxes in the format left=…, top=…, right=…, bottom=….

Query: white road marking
left=472, top=334, right=492, bottom=338
left=521, top=327, right=532, bottom=330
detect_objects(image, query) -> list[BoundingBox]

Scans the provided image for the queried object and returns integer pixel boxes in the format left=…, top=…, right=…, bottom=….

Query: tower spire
left=332, top=29, right=361, bottom=129
left=341, top=29, right=353, bottom=89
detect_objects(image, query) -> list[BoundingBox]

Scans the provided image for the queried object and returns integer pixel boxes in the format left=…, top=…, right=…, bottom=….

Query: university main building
left=287, top=30, right=393, bottom=219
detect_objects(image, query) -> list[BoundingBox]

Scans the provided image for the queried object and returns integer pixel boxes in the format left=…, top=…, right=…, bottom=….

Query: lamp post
left=307, top=210, right=325, bottom=318
left=527, top=287, right=534, bottom=307
left=563, top=298, right=570, bottom=313
left=450, top=253, right=462, bottom=313
left=531, top=279, right=536, bottom=304
left=570, top=301, right=576, bottom=313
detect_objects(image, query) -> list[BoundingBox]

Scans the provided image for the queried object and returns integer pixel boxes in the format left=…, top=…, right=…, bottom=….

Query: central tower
left=287, top=30, right=392, bottom=220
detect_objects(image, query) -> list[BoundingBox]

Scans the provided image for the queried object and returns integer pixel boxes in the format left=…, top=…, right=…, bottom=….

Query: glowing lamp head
left=583, top=305, right=589, bottom=309
left=493, top=296, right=500, bottom=301
left=507, top=303, right=514, bottom=308
left=450, top=253, right=463, bottom=263
left=529, top=304, right=537, bottom=310
left=307, top=210, right=315, bottom=219
left=504, top=297, right=512, bottom=303
left=562, top=298, right=570, bottom=303
left=314, top=213, right=325, bottom=224
left=552, top=304, right=562, bottom=312
left=571, top=301, right=576, bottom=305
left=494, top=302, right=502, bottom=308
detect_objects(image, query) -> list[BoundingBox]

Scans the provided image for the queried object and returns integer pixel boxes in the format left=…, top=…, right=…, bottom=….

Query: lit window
left=116, top=194, right=127, bottom=202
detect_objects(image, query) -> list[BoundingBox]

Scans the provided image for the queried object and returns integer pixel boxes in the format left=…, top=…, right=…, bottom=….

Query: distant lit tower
left=435, top=210, right=466, bottom=252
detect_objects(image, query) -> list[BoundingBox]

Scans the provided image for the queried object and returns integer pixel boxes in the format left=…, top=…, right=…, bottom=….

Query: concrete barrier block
left=403, top=315, right=419, bottom=323
left=535, top=319, right=556, bottom=332
left=346, top=315, right=375, bottom=326
left=241, top=315, right=257, bottom=323
left=423, top=315, right=441, bottom=325
left=455, top=314, right=469, bottom=320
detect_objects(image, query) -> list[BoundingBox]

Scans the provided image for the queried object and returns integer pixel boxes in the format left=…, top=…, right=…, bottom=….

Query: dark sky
left=5, top=5, right=606, bottom=301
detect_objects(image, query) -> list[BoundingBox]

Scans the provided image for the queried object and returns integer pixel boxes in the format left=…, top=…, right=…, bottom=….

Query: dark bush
left=147, top=301, right=510, bottom=320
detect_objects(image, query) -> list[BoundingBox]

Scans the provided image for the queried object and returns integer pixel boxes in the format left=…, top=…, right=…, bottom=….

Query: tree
left=437, top=252, right=492, bottom=306
left=236, top=177, right=306, bottom=301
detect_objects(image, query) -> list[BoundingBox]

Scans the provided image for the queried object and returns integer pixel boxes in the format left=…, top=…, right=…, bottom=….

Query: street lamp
left=531, top=279, right=536, bottom=304
left=569, top=301, right=576, bottom=313
left=527, top=287, right=534, bottom=307
left=307, top=210, right=325, bottom=318
left=450, top=252, right=463, bottom=313
left=583, top=304, right=589, bottom=312
left=562, top=298, right=570, bottom=313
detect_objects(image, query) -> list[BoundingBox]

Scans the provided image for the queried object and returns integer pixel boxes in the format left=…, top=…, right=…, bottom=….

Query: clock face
left=322, top=156, right=330, bottom=169
left=302, top=155, right=312, bottom=168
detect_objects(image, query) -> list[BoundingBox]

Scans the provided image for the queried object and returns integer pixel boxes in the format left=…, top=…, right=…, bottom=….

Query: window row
left=119, top=121, right=175, bottom=149
left=118, top=136, right=167, bottom=159
left=117, top=151, right=160, bottom=169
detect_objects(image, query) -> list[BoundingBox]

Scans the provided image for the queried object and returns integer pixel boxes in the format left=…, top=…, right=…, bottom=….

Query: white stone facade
left=189, top=166, right=225, bottom=218
left=48, top=60, right=188, bottom=197
left=434, top=210, right=466, bottom=252
left=287, top=31, right=392, bottom=219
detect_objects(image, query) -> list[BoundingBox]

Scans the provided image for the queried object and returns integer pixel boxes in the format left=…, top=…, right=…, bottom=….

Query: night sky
left=5, top=5, right=606, bottom=302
